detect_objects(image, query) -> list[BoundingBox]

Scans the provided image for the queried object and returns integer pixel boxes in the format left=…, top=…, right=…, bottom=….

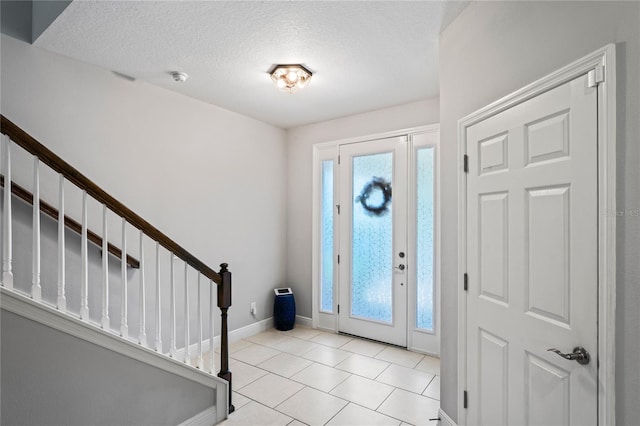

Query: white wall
left=1, top=34, right=288, bottom=332
left=439, top=1, right=640, bottom=423
left=286, top=99, right=439, bottom=318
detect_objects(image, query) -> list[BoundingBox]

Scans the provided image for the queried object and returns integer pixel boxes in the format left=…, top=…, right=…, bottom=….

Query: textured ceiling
left=35, top=1, right=469, bottom=129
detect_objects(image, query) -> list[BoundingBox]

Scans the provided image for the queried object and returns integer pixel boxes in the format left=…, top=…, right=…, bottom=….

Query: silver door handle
left=547, top=347, right=590, bottom=365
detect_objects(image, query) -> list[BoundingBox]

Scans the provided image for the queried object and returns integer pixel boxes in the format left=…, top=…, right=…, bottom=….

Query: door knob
left=547, top=347, right=590, bottom=365
left=395, top=264, right=406, bottom=271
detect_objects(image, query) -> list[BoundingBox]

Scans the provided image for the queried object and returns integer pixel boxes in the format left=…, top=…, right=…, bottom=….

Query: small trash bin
left=273, top=288, right=296, bottom=331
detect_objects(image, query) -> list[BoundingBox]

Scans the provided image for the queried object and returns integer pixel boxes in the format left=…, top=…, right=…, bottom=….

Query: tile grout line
left=372, top=361, right=393, bottom=381
left=372, top=388, right=410, bottom=425
left=273, top=384, right=352, bottom=425
left=322, top=405, right=347, bottom=426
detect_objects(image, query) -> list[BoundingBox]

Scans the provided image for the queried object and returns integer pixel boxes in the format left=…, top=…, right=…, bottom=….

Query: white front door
left=338, top=136, right=408, bottom=346
left=465, top=73, right=598, bottom=424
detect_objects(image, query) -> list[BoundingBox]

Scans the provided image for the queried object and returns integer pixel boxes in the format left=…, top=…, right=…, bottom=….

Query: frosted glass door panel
left=320, top=160, right=334, bottom=312
left=351, top=153, right=393, bottom=323
left=339, top=136, right=407, bottom=347
left=416, top=147, right=434, bottom=331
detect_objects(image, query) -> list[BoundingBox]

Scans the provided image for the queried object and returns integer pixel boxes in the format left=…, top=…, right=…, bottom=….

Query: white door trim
left=457, top=44, right=616, bottom=425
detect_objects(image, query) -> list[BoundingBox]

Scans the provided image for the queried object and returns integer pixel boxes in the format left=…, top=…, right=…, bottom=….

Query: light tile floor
left=219, top=327, right=440, bottom=426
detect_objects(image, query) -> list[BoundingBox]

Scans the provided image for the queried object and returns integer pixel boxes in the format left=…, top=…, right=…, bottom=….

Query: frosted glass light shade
left=270, top=64, right=313, bottom=93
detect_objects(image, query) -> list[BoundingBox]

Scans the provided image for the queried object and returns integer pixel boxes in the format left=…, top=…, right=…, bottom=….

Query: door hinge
left=464, top=273, right=469, bottom=291
left=588, top=65, right=605, bottom=88
left=463, top=154, right=469, bottom=173
left=337, top=254, right=340, bottom=264
left=338, top=155, right=341, bottom=164
left=336, top=204, right=340, bottom=214
left=337, top=304, right=340, bottom=314
left=463, top=390, right=468, bottom=409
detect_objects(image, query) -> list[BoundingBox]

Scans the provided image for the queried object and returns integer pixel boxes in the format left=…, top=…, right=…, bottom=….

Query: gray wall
left=439, top=1, right=640, bottom=423
left=0, top=1, right=71, bottom=43
left=1, top=1, right=32, bottom=43
left=32, top=1, right=71, bottom=42
left=1, top=310, right=215, bottom=426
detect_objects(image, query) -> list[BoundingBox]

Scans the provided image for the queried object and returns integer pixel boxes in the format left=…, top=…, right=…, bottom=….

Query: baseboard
left=226, top=315, right=312, bottom=341
left=438, top=408, right=457, bottom=426
left=175, top=317, right=273, bottom=358
left=228, top=317, right=275, bottom=342
left=178, top=406, right=218, bottom=426
left=174, top=317, right=273, bottom=359
left=172, top=316, right=314, bottom=359
left=296, top=315, right=313, bottom=327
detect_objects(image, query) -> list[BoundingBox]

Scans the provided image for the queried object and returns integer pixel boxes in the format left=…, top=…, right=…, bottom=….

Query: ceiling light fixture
left=269, top=64, right=313, bottom=94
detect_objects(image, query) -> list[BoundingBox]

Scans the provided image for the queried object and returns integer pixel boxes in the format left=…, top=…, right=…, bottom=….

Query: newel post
left=217, top=263, right=235, bottom=414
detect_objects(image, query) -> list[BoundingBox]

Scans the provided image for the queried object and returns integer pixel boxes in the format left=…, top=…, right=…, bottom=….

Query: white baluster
left=197, top=272, right=203, bottom=369
left=31, top=157, right=41, bottom=300
left=184, top=264, right=190, bottom=364
left=139, top=230, right=147, bottom=346
left=79, top=191, right=89, bottom=320
left=169, top=256, right=177, bottom=358
left=210, top=279, right=216, bottom=374
left=101, top=205, right=110, bottom=330
left=56, top=174, right=66, bottom=311
left=155, top=241, right=162, bottom=352
left=120, top=218, right=128, bottom=339
left=2, top=137, right=13, bottom=289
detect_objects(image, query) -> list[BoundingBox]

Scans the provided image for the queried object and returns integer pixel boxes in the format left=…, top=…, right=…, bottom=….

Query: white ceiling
left=35, top=1, right=469, bottom=129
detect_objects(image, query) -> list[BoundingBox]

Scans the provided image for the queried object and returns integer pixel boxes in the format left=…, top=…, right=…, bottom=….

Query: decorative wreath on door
left=355, top=177, right=392, bottom=216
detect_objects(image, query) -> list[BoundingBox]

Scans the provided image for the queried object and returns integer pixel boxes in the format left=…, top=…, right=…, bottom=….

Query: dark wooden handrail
left=1, top=115, right=221, bottom=284
left=0, top=176, right=140, bottom=268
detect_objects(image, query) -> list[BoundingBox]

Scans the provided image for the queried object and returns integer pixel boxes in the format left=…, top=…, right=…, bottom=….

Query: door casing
left=456, top=44, right=616, bottom=425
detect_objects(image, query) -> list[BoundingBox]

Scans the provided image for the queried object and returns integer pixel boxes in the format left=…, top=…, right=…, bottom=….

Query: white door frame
left=457, top=44, right=616, bottom=425
left=311, top=124, right=441, bottom=353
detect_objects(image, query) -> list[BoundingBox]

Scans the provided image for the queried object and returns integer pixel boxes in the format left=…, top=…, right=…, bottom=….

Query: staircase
left=0, top=116, right=233, bottom=425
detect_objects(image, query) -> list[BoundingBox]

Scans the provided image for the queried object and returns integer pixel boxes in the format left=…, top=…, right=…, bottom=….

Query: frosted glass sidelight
left=416, top=147, right=434, bottom=331
left=320, top=160, right=334, bottom=312
left=351, top=152, right=393, bottom=323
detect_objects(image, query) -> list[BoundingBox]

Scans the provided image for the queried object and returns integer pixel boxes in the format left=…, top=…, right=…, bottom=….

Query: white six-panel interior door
left=464, top=72, right=599, bottom=424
